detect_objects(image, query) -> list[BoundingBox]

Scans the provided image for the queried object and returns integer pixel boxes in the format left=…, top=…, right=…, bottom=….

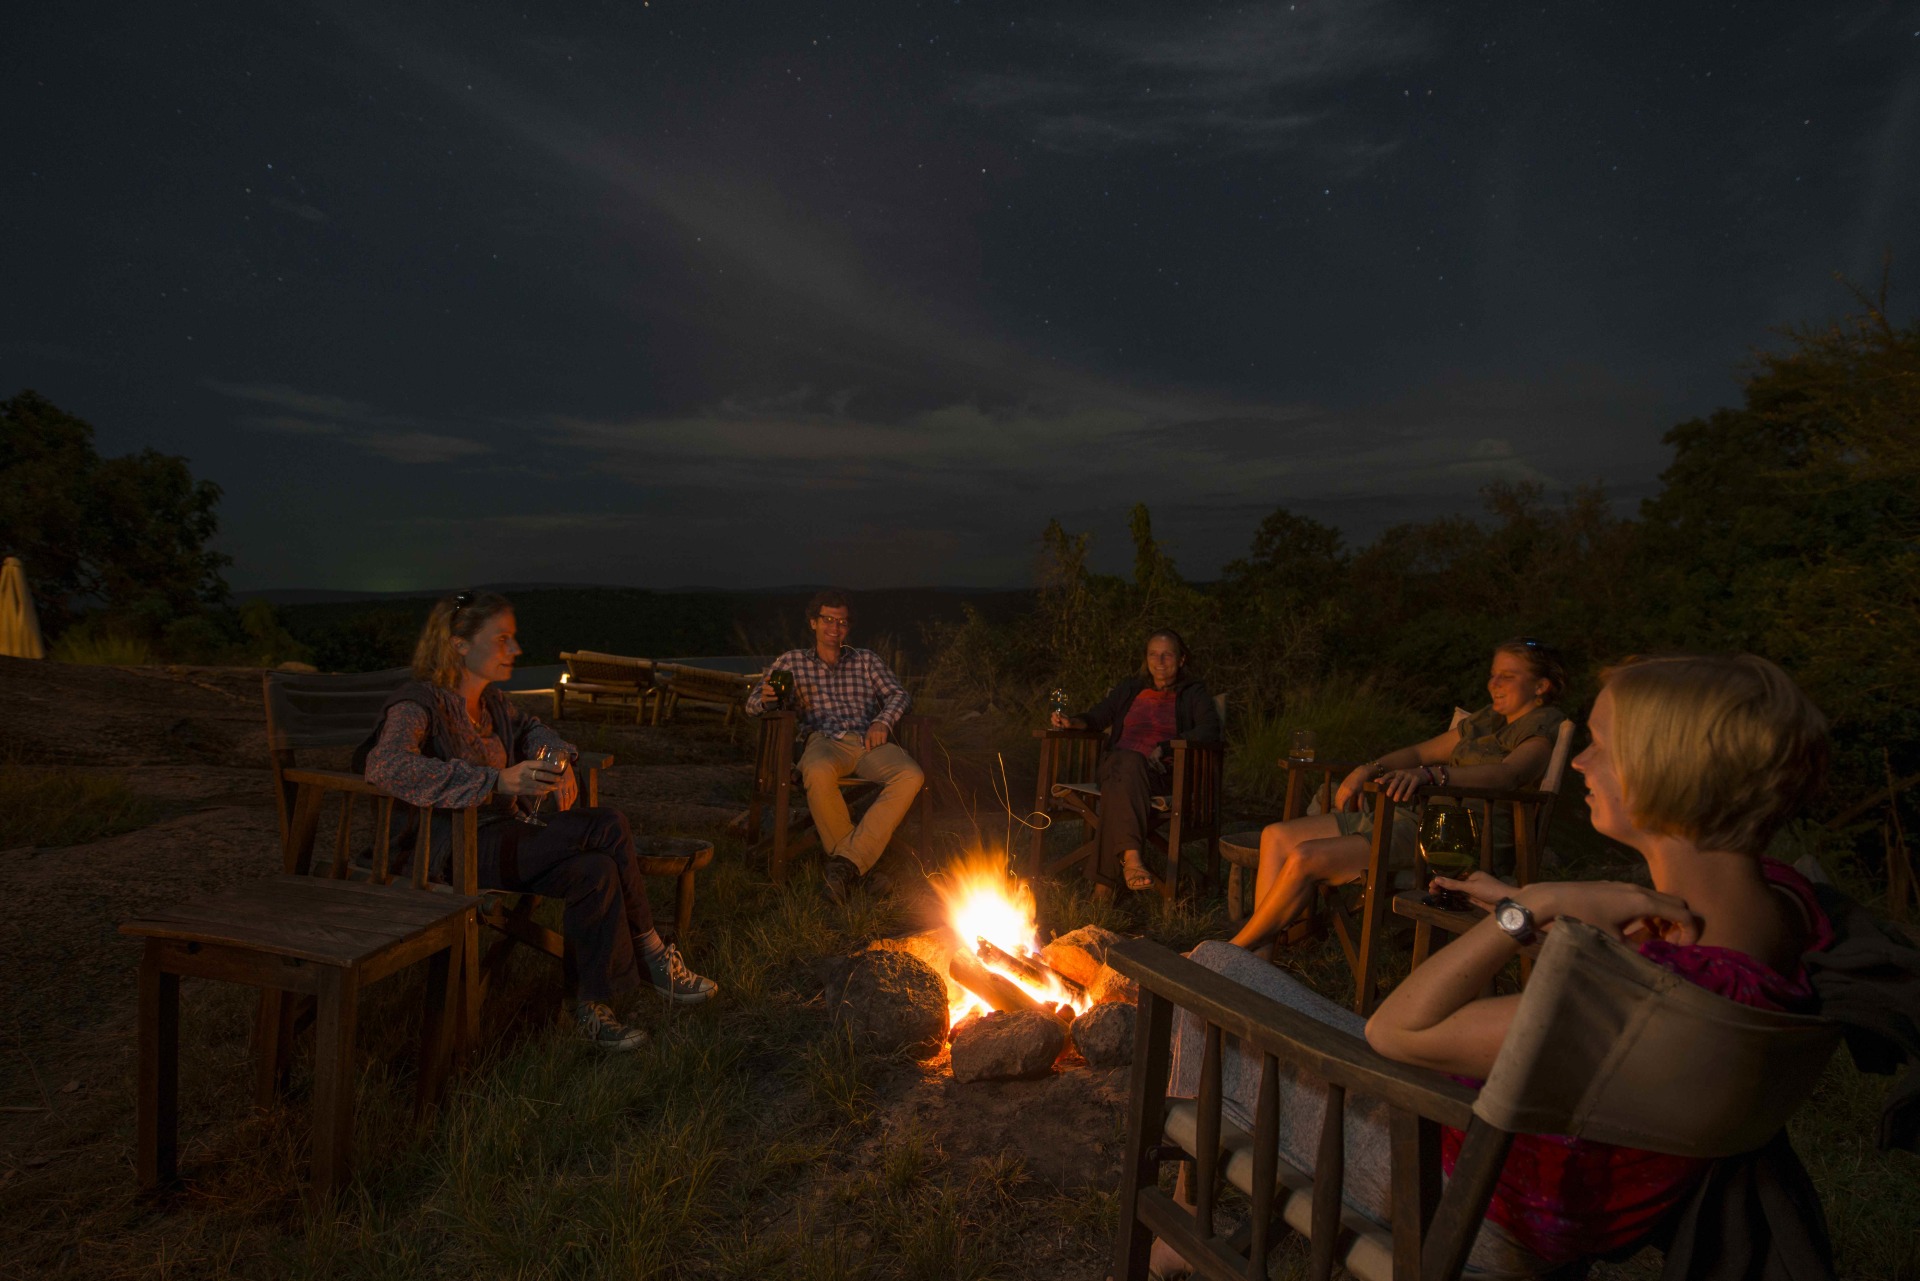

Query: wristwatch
left=1493, top=897, right=1537, bottom=945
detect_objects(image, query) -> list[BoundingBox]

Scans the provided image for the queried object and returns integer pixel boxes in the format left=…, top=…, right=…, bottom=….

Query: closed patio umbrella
left=0, top=556, right=46, bottom=659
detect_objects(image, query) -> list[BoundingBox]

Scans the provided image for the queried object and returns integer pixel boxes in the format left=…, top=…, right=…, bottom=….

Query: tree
left=0, top=390, right=230, bottom=634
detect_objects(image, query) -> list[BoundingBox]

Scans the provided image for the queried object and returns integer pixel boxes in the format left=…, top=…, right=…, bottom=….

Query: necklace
left=466, top=701, right=489, bottom=731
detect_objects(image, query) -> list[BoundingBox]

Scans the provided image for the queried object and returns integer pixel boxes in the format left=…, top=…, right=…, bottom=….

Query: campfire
left=933, top=850, right=1092, bottom=1026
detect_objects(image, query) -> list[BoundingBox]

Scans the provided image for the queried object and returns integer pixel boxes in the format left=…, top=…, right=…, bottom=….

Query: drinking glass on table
left=1289, top=729, right=1317, bottom=762
left=1417, top=803, right=1479, bottom=911
left=514, top=744, right=566, bottom=827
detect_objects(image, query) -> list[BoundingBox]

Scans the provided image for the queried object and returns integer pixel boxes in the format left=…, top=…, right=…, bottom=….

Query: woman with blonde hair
left=1156, top=653, right=1835, bottom=1276
left=358, top=590, right=716, bottom=1052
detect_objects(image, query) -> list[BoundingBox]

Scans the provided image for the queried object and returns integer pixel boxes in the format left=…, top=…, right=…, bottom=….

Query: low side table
left=121, top=875, right=478, bottom=1205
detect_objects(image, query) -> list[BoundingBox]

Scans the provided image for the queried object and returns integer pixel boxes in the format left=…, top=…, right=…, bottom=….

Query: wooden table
left=121, top=875, right=478, bottom=1204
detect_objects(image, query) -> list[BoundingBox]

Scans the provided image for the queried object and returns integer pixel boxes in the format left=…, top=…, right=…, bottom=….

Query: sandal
left=1122, top=857, right=1158, bottom=893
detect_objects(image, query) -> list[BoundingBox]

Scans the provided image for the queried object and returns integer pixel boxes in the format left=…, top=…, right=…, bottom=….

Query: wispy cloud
left=963, top=1, right=1434, bottom=157
left=206, top=380, right=491, bottom=465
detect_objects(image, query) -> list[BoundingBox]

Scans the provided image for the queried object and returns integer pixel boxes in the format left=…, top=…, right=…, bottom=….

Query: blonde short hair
left=411, top=591, right=513, bottom=691
left=1602, top=654, right=1828, bottom=855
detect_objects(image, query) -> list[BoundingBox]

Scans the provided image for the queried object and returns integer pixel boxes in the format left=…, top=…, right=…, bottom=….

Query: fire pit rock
left=950, top=1009, right=1067, bottom=1083
left=832, top=949, right=949, bottom=1060
left=1070, top=1002, right=1135, bottom=1069
left=1088, top=968, right=1139, bottom=1006
left=1041, top=925, right=1122, bottom=988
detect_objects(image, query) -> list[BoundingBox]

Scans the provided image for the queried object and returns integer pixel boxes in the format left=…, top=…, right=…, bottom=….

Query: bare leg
left=1148, top=1164, right=1198, bottom=1278
left=1228, top=818, right=1367, bottom=950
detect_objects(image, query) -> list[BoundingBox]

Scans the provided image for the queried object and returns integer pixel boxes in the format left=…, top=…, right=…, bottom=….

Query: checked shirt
left=746, top=646, right=909, bottom=738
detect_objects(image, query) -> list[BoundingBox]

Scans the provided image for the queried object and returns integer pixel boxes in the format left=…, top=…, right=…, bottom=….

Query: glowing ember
left=933, top=849, right=1091, bottom=1024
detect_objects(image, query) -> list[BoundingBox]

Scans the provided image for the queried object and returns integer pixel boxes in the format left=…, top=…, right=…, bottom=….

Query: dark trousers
left=475, top=807, right=654, bottom=1005
left=1095, top=749, right=1169, bottom=888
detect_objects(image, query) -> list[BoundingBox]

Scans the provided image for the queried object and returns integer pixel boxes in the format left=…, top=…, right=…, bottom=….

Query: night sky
left=5, top=3, right=1917, bottom=593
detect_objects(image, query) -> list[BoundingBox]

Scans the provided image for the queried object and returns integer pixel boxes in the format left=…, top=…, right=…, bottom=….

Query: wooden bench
left=556, top=650, right=662, bottom=724
left=657, top=663, right=756, bottom=729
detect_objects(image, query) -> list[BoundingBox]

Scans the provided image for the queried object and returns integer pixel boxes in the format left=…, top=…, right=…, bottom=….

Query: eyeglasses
left=813, top=615, right=852, bottom=630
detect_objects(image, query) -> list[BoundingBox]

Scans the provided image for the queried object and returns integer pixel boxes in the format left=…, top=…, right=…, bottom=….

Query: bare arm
left=1366, top=873, right=1701, bottom=1077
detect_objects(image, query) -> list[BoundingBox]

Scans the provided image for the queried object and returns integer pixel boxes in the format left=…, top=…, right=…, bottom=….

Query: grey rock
left=950, top=1009, right=1066, bottom=1083
left=833, top=949, right=949, bottom=1059
left=1041, top=925, right=1124, bottom=990
left=1071, top=1002, right=1136, bottom=1068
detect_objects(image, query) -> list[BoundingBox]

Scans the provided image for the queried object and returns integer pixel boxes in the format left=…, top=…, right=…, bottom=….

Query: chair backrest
left=263, top=666, right=414, bottom=753
left=1477, top=919, right=1841, bottom=1158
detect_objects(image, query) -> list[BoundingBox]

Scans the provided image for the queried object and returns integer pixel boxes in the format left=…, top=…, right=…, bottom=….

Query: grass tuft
left=0, top=758, right=157, bottom=848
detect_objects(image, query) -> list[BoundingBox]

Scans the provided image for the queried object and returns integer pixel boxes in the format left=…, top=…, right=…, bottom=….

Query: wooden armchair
left=1270, top=719, right=1575, bottom=1015
left=745, top=711, right=934, bottom=883
left=1027, top=695, right=1227, bottom=901
left=556, top=650, right=662, bottom=724
left=261, top=668, right=614, bottom=1052
left=1109, top=923, right=1842, bottom=1281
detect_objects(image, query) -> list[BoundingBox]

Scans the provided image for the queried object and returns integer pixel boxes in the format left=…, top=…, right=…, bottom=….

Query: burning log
left=976, top=937, right=1088, bottom=1003
left=949, top=949, right=1071, bottom=1021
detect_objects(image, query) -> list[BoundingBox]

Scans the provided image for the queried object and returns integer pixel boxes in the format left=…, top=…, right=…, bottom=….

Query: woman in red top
left=1159, top=654, right=1832, bottom=1277
left=1050, top=629, right=1221, bottom=900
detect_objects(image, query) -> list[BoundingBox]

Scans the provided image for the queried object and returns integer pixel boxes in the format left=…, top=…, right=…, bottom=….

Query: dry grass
left=3, top=708, right=1916, bottom=1280
left=0, top=760, right=158, bottom=849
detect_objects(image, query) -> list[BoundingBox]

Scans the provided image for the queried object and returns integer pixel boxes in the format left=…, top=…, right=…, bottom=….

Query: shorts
left=1331, top=804, right=1421, bottom=870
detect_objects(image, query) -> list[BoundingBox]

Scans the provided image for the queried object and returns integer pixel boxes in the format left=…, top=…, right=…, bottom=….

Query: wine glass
left=1048, top=687, right=1069, bottom=725
left=515, top=745, right=566, bottom=827
left=1417, top=803, right=1479, bottom=910
left=768, top=668, right=795, bottom=708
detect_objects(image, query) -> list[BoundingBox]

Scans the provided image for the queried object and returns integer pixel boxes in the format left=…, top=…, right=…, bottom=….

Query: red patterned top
left=1444, top=860, right=1832, bottom=1266
left=1113, top=687, right=1178, bottom=757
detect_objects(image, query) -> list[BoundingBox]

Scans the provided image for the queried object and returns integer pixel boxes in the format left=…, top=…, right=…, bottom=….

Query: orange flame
left=934, top=849, right=1090, bottom=1024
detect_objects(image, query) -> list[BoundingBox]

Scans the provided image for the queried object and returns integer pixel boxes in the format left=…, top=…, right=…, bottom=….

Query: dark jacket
left=1078, top=674, right=1220, bottom=757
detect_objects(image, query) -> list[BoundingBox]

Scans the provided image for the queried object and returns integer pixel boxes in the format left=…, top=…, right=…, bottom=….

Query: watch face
left=1497, top=902, right=1527, bottom=933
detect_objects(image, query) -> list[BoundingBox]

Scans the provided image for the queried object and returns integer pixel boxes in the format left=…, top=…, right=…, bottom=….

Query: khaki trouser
left=797, top=731, right=925, bottom=874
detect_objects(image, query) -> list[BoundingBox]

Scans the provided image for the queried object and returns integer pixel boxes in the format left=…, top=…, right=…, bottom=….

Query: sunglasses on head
left=452, top=590, right=476, bottom=613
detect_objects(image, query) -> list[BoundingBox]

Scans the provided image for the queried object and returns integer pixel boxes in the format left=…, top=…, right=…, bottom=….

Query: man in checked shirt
left=746, top=588, right=925, bottom=902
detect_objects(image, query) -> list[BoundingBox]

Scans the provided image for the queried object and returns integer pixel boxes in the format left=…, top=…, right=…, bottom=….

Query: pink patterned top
left=363, top=686, right=576, bottom=819
left=1445, top=859, right=1833, bottom=1266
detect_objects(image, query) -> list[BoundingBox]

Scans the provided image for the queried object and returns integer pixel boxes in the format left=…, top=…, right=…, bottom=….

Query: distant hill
left=269, top=585, right=1032, bottom=672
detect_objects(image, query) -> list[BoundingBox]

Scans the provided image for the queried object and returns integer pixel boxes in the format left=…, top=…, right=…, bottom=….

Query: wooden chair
left=1265, top=719, right=1575, bottom=1015
left=122, top=703, right=479, bottom=1203
left=1108, top=922, right=1842, bottom=1281
left=260, top=669, right=614, bottom=1054
left=1027, top=694, right=1227, bottom=902
left=745, top=711, right=934, bottom=883
left=555, top=650, right=662, bottom=724
left=656, top=663, right=756, bottom=729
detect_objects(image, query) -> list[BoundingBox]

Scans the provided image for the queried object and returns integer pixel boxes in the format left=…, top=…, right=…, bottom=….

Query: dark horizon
left=6, top=2, right=1916, bottom=593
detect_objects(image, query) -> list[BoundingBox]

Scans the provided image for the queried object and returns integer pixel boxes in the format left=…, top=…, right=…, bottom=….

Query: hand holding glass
left=1417, top=804, right=1479, bottom=911
left=514, top=745, right=566, bottom=827
left=767, top=668, right=795, bottom=707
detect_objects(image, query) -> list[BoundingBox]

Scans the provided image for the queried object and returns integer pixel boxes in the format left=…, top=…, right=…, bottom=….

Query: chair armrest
left=576, top=751, right=614, bottom=772
left=1391, top=891, right=1541, bottom=960
left=1280, top=756, right=1371, bottom=775
left=1359, top=779, right=1547, bottom=807
left=1404, top=782, right=1548, bottom=806
left=1033, top=726, right=1103, bottom=741
left=281, top=767, right=390, bottom=796
left=1106, top=938, right=1478, bottom=1127
left=1169, top=738, right=1223, bottom=753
